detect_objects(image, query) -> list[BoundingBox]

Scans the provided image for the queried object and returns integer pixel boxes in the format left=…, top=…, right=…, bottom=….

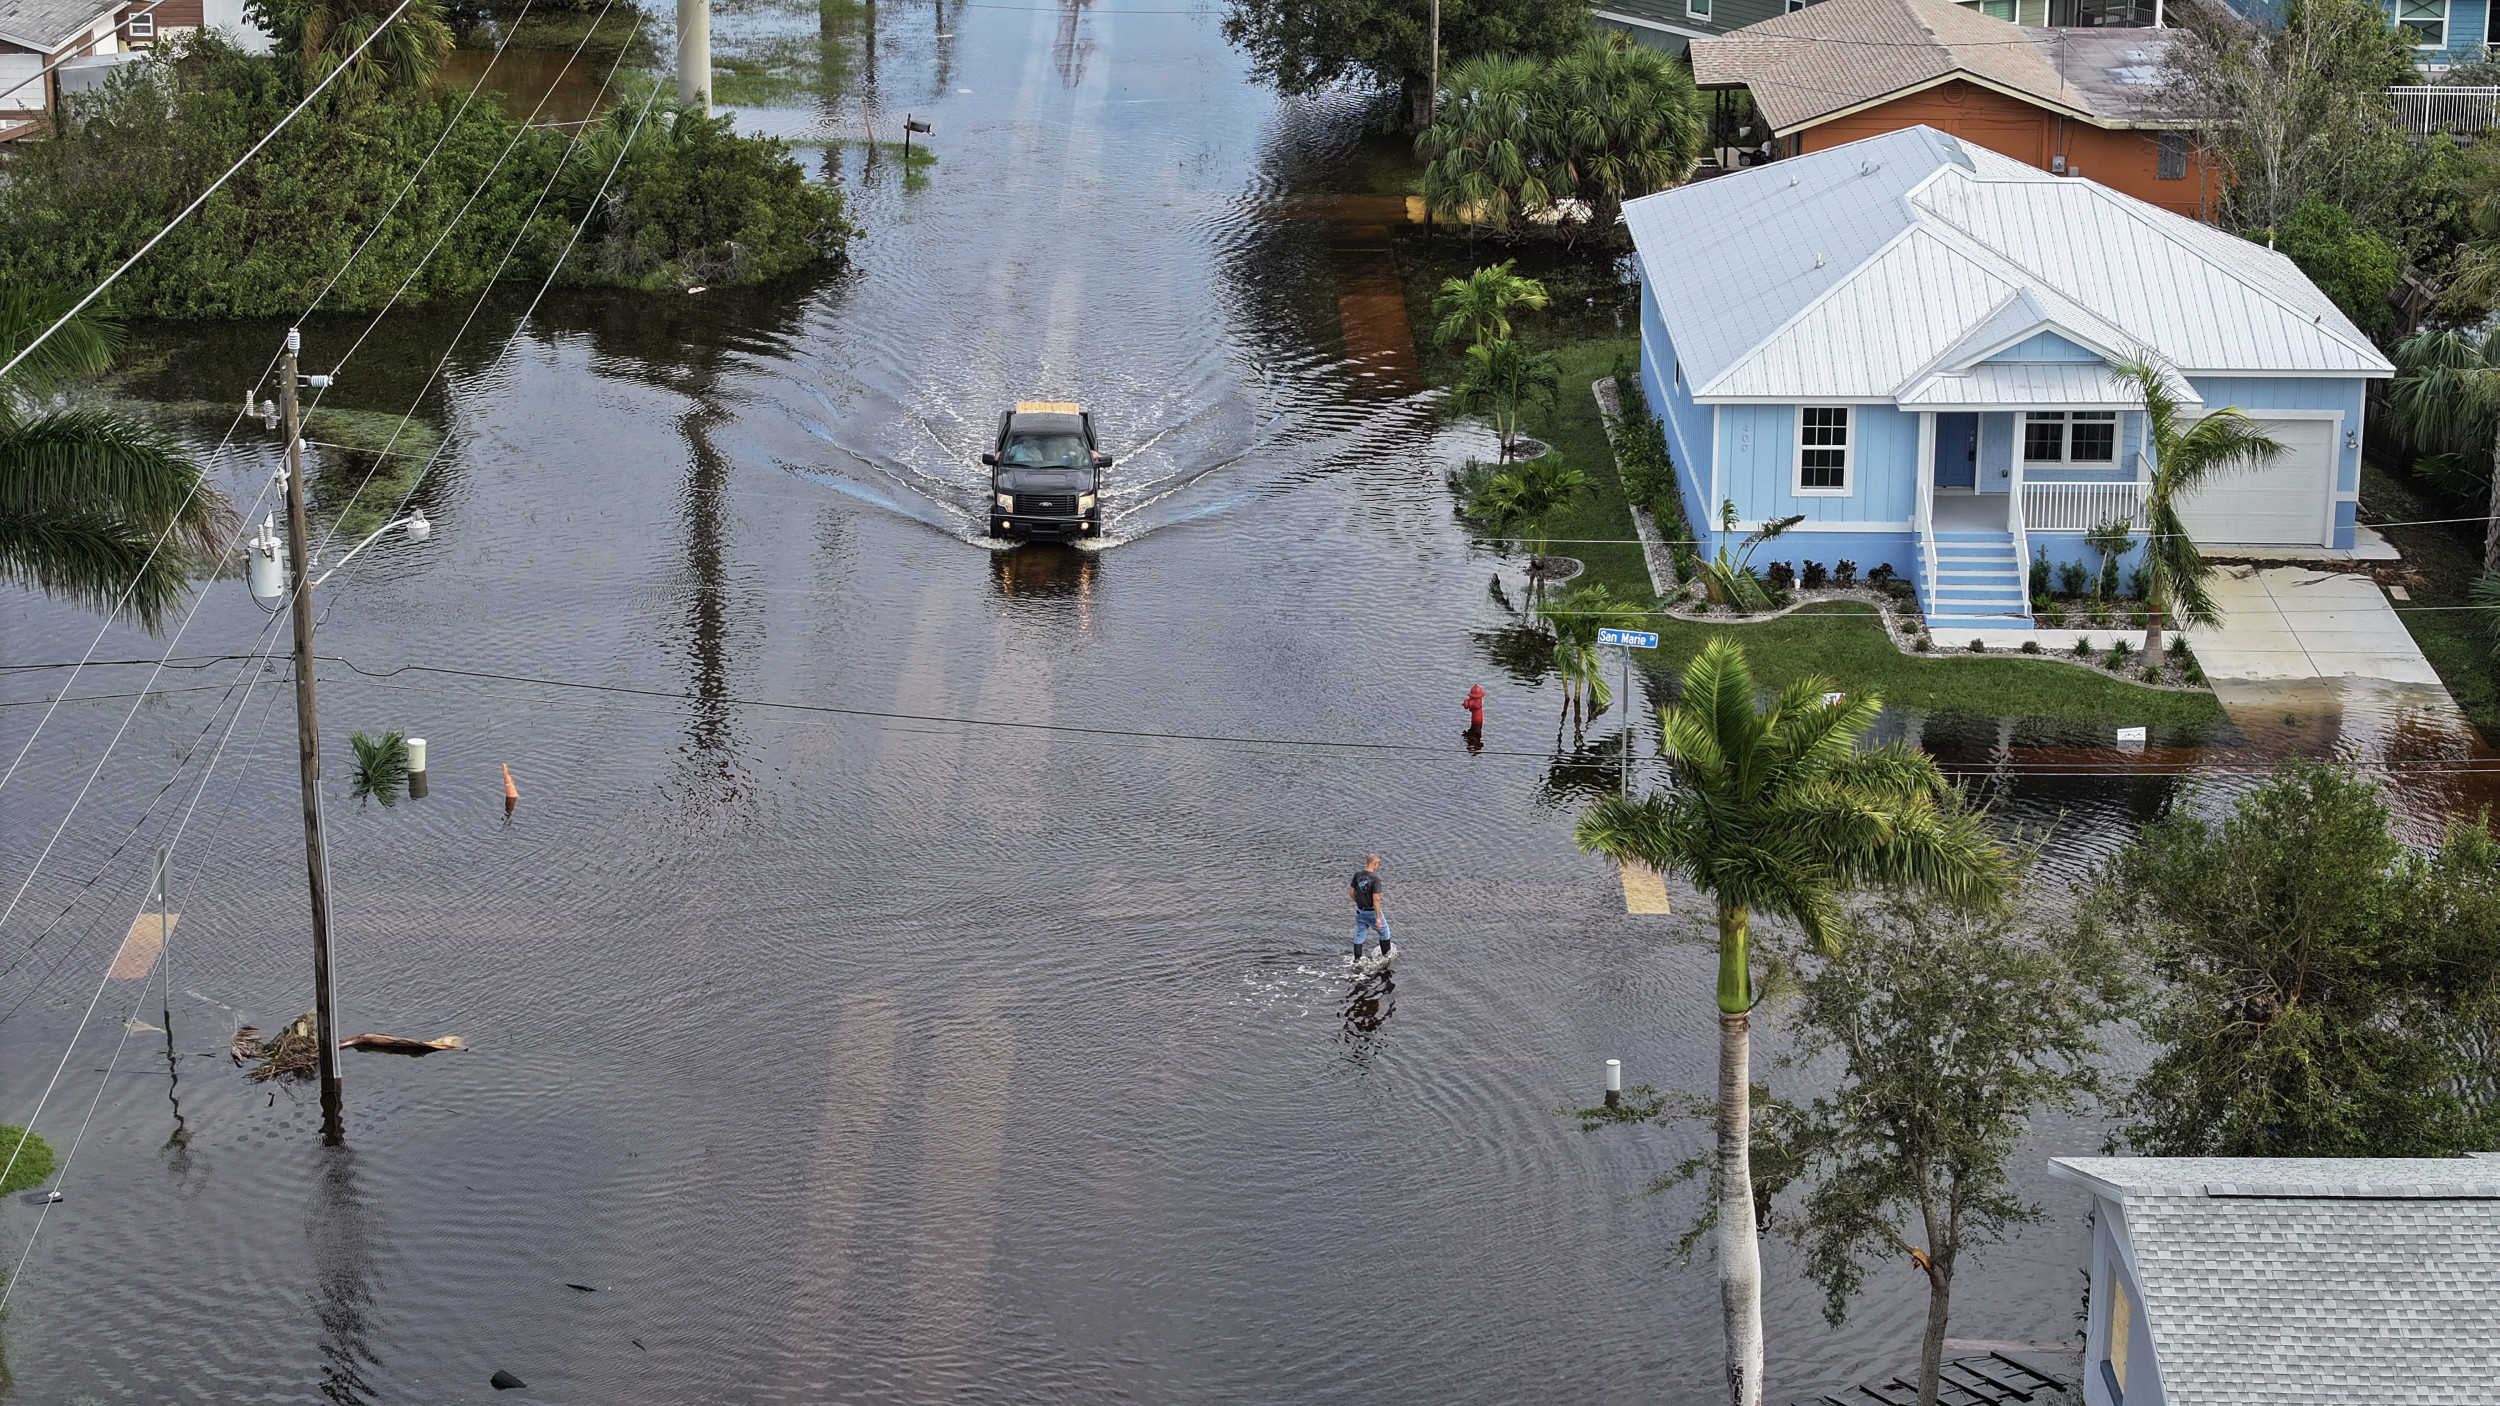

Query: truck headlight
left=995, top=492, right=1013, bottom=510
left=1078, top=493, right=1096, bottom=513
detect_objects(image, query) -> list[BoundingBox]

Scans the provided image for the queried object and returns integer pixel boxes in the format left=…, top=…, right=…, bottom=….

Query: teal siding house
left=1621, top=126, right=2393, bottom=632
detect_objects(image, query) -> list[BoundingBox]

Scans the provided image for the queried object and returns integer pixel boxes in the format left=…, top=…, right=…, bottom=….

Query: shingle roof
left=2051, top=1157, right=2500, bottom=1406
left=0, top=0, right=119, bottom=53
left=1688, top=0, right=2190, bottom=134
left=1620, top=126, right=2392, bottom=402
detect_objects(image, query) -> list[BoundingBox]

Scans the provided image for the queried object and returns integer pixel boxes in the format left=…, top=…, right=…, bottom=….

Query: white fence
left=2022, top=481, right=2144, bottom=533
left=2391, top=86, right=2500, bottom=135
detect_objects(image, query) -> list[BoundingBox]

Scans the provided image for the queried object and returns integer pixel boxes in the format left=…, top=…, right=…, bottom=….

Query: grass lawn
left=2362, top=462, right=2500, bottom=741
left=1643, top=602, right=2227, bottom=727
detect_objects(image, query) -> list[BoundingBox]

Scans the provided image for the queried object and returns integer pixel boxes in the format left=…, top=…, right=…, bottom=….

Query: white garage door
left=2174, top=416, right=2335, bottom=548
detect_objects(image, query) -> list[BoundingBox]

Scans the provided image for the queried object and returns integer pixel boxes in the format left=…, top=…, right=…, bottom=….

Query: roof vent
left=1860, top=160, right=1882, bottom=176
left=1814, top=253, right=1825, bottom=268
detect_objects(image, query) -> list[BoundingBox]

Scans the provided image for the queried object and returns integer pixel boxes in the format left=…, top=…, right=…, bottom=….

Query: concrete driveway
left=2192, top=565, right=2443, bottom=686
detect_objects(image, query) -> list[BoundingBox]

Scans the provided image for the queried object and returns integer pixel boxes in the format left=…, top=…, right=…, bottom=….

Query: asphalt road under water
left=1, top=4, right=2492, bottom=1402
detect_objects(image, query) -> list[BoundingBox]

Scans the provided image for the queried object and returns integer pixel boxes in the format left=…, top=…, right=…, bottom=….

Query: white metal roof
left=1623, top=127, right=2393, bottom=405
left=1898, top=361, right=2189, bottom=409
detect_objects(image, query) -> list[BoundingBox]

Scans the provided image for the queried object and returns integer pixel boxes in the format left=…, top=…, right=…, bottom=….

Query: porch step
left=1917, top=525, right=2029, bottom=627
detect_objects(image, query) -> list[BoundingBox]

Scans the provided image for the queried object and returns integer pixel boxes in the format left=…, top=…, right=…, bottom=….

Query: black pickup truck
left=984, top=402, right=1110, bottom=540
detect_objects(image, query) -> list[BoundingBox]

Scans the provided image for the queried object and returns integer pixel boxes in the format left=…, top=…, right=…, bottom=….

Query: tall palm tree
left=1, top=291, right=235, bottom=630
left=1546, top=32, right=1702, bottom=233
left=1431, top=261, right=1549, bottom=350
left=2116, top=357, right=2280, bottom=659
left=1416, top=55, right=1553, bottom=235
left=2386, top=326, right=2500, bottom=573
left=248, top=0, right=454, bottom=94
left=1575, top=638, right=2014, bottom=1406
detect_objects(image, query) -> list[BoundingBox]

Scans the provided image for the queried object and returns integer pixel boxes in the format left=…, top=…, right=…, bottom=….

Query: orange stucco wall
left=1796, top=79, right=2211, bottom=219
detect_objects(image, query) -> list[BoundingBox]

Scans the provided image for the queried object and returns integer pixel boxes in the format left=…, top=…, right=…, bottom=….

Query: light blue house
left=2226, top=0, right=2492, bottom=68
left=1621, top=126, right=2394, bottom=631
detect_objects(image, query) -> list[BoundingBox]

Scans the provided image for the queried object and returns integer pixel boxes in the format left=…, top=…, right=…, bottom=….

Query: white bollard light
left=406, top=737, right=429, bottom=800
left=1604, top=1058, right=1622, bottom=1108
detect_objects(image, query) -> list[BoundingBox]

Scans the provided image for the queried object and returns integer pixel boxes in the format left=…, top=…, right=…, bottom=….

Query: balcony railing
left=2390, top=85, right=2500, bottom=135
left=2023, top=481, right=2144, bottom=533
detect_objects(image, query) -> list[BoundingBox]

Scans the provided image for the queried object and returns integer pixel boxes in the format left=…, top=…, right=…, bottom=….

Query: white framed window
left=125, top=9, right=154, bottom=38
left=1796, top=406, right=1850, bottom=493
left=2399, top=0, right=2447, bottom=47
left=2023, top=411, right=2118, bottom=463
left=1674, top=359, right=1683, bottom=389
left=1688, top=0, right=1712, bottom=19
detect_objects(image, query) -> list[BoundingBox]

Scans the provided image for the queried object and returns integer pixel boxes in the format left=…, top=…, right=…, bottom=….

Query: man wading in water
left=1350, top=854, right=1391, bottom=963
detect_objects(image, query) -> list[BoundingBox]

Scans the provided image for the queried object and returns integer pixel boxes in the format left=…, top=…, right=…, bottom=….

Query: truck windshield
left=999, top=432, right=1090, bottom=469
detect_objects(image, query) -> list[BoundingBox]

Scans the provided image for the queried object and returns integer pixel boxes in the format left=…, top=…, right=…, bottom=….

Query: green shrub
left=1968, top=638, right=1986, bottom=653
left=2021, top=639, right=2042, bottom=654
left=0, top=1125, right=55, bottom=1197
left=1913, top=634, right=1932, bottom=652
left=2142, top=665, right=2164, bottom=683
left=2073, top=638, right=2094, bottom=657
left=0, top=40, right=852, bottom=317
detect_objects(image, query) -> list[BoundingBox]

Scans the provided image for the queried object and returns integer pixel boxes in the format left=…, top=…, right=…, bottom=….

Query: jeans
left=1353, top=909, right=1384, bottom=955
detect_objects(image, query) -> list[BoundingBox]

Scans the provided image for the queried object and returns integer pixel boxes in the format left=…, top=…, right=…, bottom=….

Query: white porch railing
left=2022, top=481, right=2145, bottom=533
left=2390, top=85, right=2500, bottom=135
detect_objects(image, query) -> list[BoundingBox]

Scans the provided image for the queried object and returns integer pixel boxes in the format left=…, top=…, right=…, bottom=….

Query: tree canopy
left=1221, top=0, right=1594, bottom=129
left=2081, top=762, right=2500, bottom=1158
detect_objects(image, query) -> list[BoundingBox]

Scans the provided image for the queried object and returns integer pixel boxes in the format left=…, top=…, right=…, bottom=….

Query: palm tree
left=2387, top=326, right=2500, bottom=573
left=1575, top=638, right=2014, bottom=1406
left=249, top=0, right=454, bottom=93
left=1, top=291, right=235, bottom=630
left=1454, top=337, right=1562, bottom=461
left=1416, top=55, right=1554, bottom=235
left=1431, top=261, right=1550, bottom=350
left=1546, top=32, right=1703, bottom=233
left=2116, top=357, right=2281, bottom=659
left=1542, top=583, right=1644, bottom=737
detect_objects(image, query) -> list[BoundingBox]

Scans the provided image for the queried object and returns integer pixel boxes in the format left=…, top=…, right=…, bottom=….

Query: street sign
left=1597, top=628, right=1658, bottom=649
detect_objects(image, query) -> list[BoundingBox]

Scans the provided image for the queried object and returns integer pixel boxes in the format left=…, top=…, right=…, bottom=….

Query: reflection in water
left=310, top=1151, right=381, bottom=1405
left=1053, top=0, right=1093, bottom=87
left=1539, top=726, right=1634, bottom=811
left=988, top=542, right=1097, bottom=602
left=1338, top=968, right=1395, bottom=1065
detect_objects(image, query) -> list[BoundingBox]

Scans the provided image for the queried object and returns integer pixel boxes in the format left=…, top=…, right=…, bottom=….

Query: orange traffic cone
left=502, top=763, right=518, bottom=815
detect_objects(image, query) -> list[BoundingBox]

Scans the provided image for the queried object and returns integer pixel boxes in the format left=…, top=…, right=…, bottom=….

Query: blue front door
left=1934, top=413, right=1977, bottom=490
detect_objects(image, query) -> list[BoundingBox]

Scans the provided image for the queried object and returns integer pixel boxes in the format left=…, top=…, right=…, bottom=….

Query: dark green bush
left=0, top=39, right=851, bottom=317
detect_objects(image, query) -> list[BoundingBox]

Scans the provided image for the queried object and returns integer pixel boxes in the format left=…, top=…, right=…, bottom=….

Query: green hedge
left=0, top=35, right=851, bottom=316
left=1608, top=366, right=1697, bottom=579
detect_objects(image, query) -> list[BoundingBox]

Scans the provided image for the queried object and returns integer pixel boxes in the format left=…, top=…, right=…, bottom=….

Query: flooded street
left=1, top=4, right=2491, bottom=1403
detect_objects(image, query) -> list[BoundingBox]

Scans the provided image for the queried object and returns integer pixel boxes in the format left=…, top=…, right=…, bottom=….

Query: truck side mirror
left=980, top=453, right=997, bottom=466
left=1095, top=454, right=1113, bottom=468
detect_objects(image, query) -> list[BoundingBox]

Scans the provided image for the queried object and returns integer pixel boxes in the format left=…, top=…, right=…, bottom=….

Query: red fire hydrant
left=1463, top=684, right=1486, bottom=736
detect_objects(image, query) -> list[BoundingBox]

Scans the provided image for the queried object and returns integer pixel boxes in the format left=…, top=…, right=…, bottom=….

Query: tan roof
left=1691, top=0, right=2172, bottom=136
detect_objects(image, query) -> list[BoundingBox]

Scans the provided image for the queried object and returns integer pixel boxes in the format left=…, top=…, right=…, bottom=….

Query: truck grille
left=1015, top=494, right=1077, bottom=515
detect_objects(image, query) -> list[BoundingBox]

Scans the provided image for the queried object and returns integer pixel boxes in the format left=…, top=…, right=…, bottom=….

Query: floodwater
left=0, top=4, right=2491, bottom=1404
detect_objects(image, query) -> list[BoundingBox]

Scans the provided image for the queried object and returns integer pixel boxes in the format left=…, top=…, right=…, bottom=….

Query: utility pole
left=279, top=327, right=346, bottom=1146
left=678, top=0, right=710, bottom=115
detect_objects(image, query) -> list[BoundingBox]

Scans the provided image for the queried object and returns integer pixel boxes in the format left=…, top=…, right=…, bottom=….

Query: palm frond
left=0, top=505, right=196, bottom=630
left=0, top=288, right=118, bottom=398
left=1, top=409, right=236, bottom=553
